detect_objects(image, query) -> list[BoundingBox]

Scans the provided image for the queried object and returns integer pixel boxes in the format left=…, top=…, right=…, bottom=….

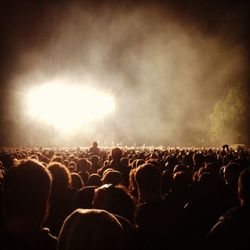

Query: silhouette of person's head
left=111, top=148, right=122, bottom=162
left=57, top=208, right=125, bottom=250
left=193, top=153, right=205, bottom=168
left=135, top=163, right=161, bottom=203
left=93, top=184, right=135, bottom=222
left=89, top=142, right=101, bottom=156
left=3, top=159, right=52, bottom=228
left=87, top=173, right=102, bottom=186
left=48, top=162, right=72, bottom=192
left=90, top=155, right=100, bottom=168
left=222, top=144, right=229, bottom=152
left=223, top=162, right=243, bottom=188
left=238, top=167, right=250, bottom=206
left=70, top=172, right=84, bottom=191
left=74, top=186, right=97, bottom=209
left=77, top=158, right=92, bottom=173
left=102, top=169, right=125, bottom=186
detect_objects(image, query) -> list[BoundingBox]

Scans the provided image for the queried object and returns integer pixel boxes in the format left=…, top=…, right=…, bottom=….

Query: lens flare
left=25, top=82, right=115, bottom=131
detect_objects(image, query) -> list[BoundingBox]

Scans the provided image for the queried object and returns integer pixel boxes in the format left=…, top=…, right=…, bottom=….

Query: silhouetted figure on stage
left=89, top=141, right=101, bottom=156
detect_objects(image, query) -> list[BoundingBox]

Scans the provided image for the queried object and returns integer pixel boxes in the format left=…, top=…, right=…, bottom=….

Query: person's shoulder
left=39, top=227, right=57, bottom=250
left=222, top=206, right=246, bottom=220
left=211, top=206, right=246, bottom=233
left=0, top=227, right=57, bottom=250
left=136, top=199, right=166, bottom=211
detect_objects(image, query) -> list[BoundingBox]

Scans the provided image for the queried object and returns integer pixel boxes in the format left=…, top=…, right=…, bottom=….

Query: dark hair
left=111, top=148, right=122, bottom=161
left=238, top=167, right=250, bottom=205
left=102, top=169, right=124, bottom=186
left=135, top=163, right=161, bottom=193
left=57, top=208, right=125, bottom=250
left=93, top=184, right=135, bottom=222
left=48, top=161, right=72, bottom=190
left=3, top=159, right=52, bottom=225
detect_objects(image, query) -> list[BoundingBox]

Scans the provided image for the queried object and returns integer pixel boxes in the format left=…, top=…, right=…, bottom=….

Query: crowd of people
left=0, top=142, right=249, bottom=250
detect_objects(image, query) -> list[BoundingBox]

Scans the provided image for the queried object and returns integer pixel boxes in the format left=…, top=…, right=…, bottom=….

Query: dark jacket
left=208, top=205, right=250, bottom=250
left=0, top=227, right=57, bottom=250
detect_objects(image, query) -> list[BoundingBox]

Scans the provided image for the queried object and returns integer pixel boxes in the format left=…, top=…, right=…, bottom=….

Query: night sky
left=0, top=0, right=249, bottom=147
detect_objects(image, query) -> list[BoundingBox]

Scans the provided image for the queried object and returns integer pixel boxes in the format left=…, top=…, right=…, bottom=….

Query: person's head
left=70, top=173, right=84, bottom=191
left=77, top=158, right=92, bottom=173
left=238, top=167, right=250, bottom=206
left=57, top=208, right=125, bottom=250
left=51, top=155, right=64, bottom=164
left=222, top=144, right=229, bottom=152
left=87, top=173, right=102, bottom=187
left=73, top=186, right=96, bottom=209
left=135, top=163, right=161, bottom=202
left=173, top=164, right=188, bottom=174
left=68, top=161, right=77, bottom=172
left=111, top=148, right=122, bottom=162
left=197, top=172, right=217, bottom=195
left=3, top=159, right=52, bottom=227
left=101, top=169, right=124, bottom=186
left=193, top=153, right=205, bottom=168
left=48, top=162, right=72, bottom=192
left=172, top=171, right=192, bottom=190
left=223, top=162, right=244, bottom=187
left=93, top=184, right=135, bottom=222
left=120, top=157, right=129, bottom=167
left=90, top=155, right=100, bottom=167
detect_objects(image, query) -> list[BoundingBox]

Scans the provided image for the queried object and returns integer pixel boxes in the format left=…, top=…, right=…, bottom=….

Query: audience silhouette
left=0, top=143, right=249, bottom=250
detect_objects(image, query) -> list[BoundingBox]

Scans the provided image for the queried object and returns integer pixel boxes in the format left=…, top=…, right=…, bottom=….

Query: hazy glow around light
left=25, top=82, right=115, bottom=131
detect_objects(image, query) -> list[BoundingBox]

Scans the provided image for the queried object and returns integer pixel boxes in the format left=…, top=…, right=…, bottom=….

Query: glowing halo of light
left=24, top=81, right=115, bottom=131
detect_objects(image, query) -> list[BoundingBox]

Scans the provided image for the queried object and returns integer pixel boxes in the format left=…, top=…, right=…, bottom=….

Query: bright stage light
left=25, top=82, right=115, bottom=131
